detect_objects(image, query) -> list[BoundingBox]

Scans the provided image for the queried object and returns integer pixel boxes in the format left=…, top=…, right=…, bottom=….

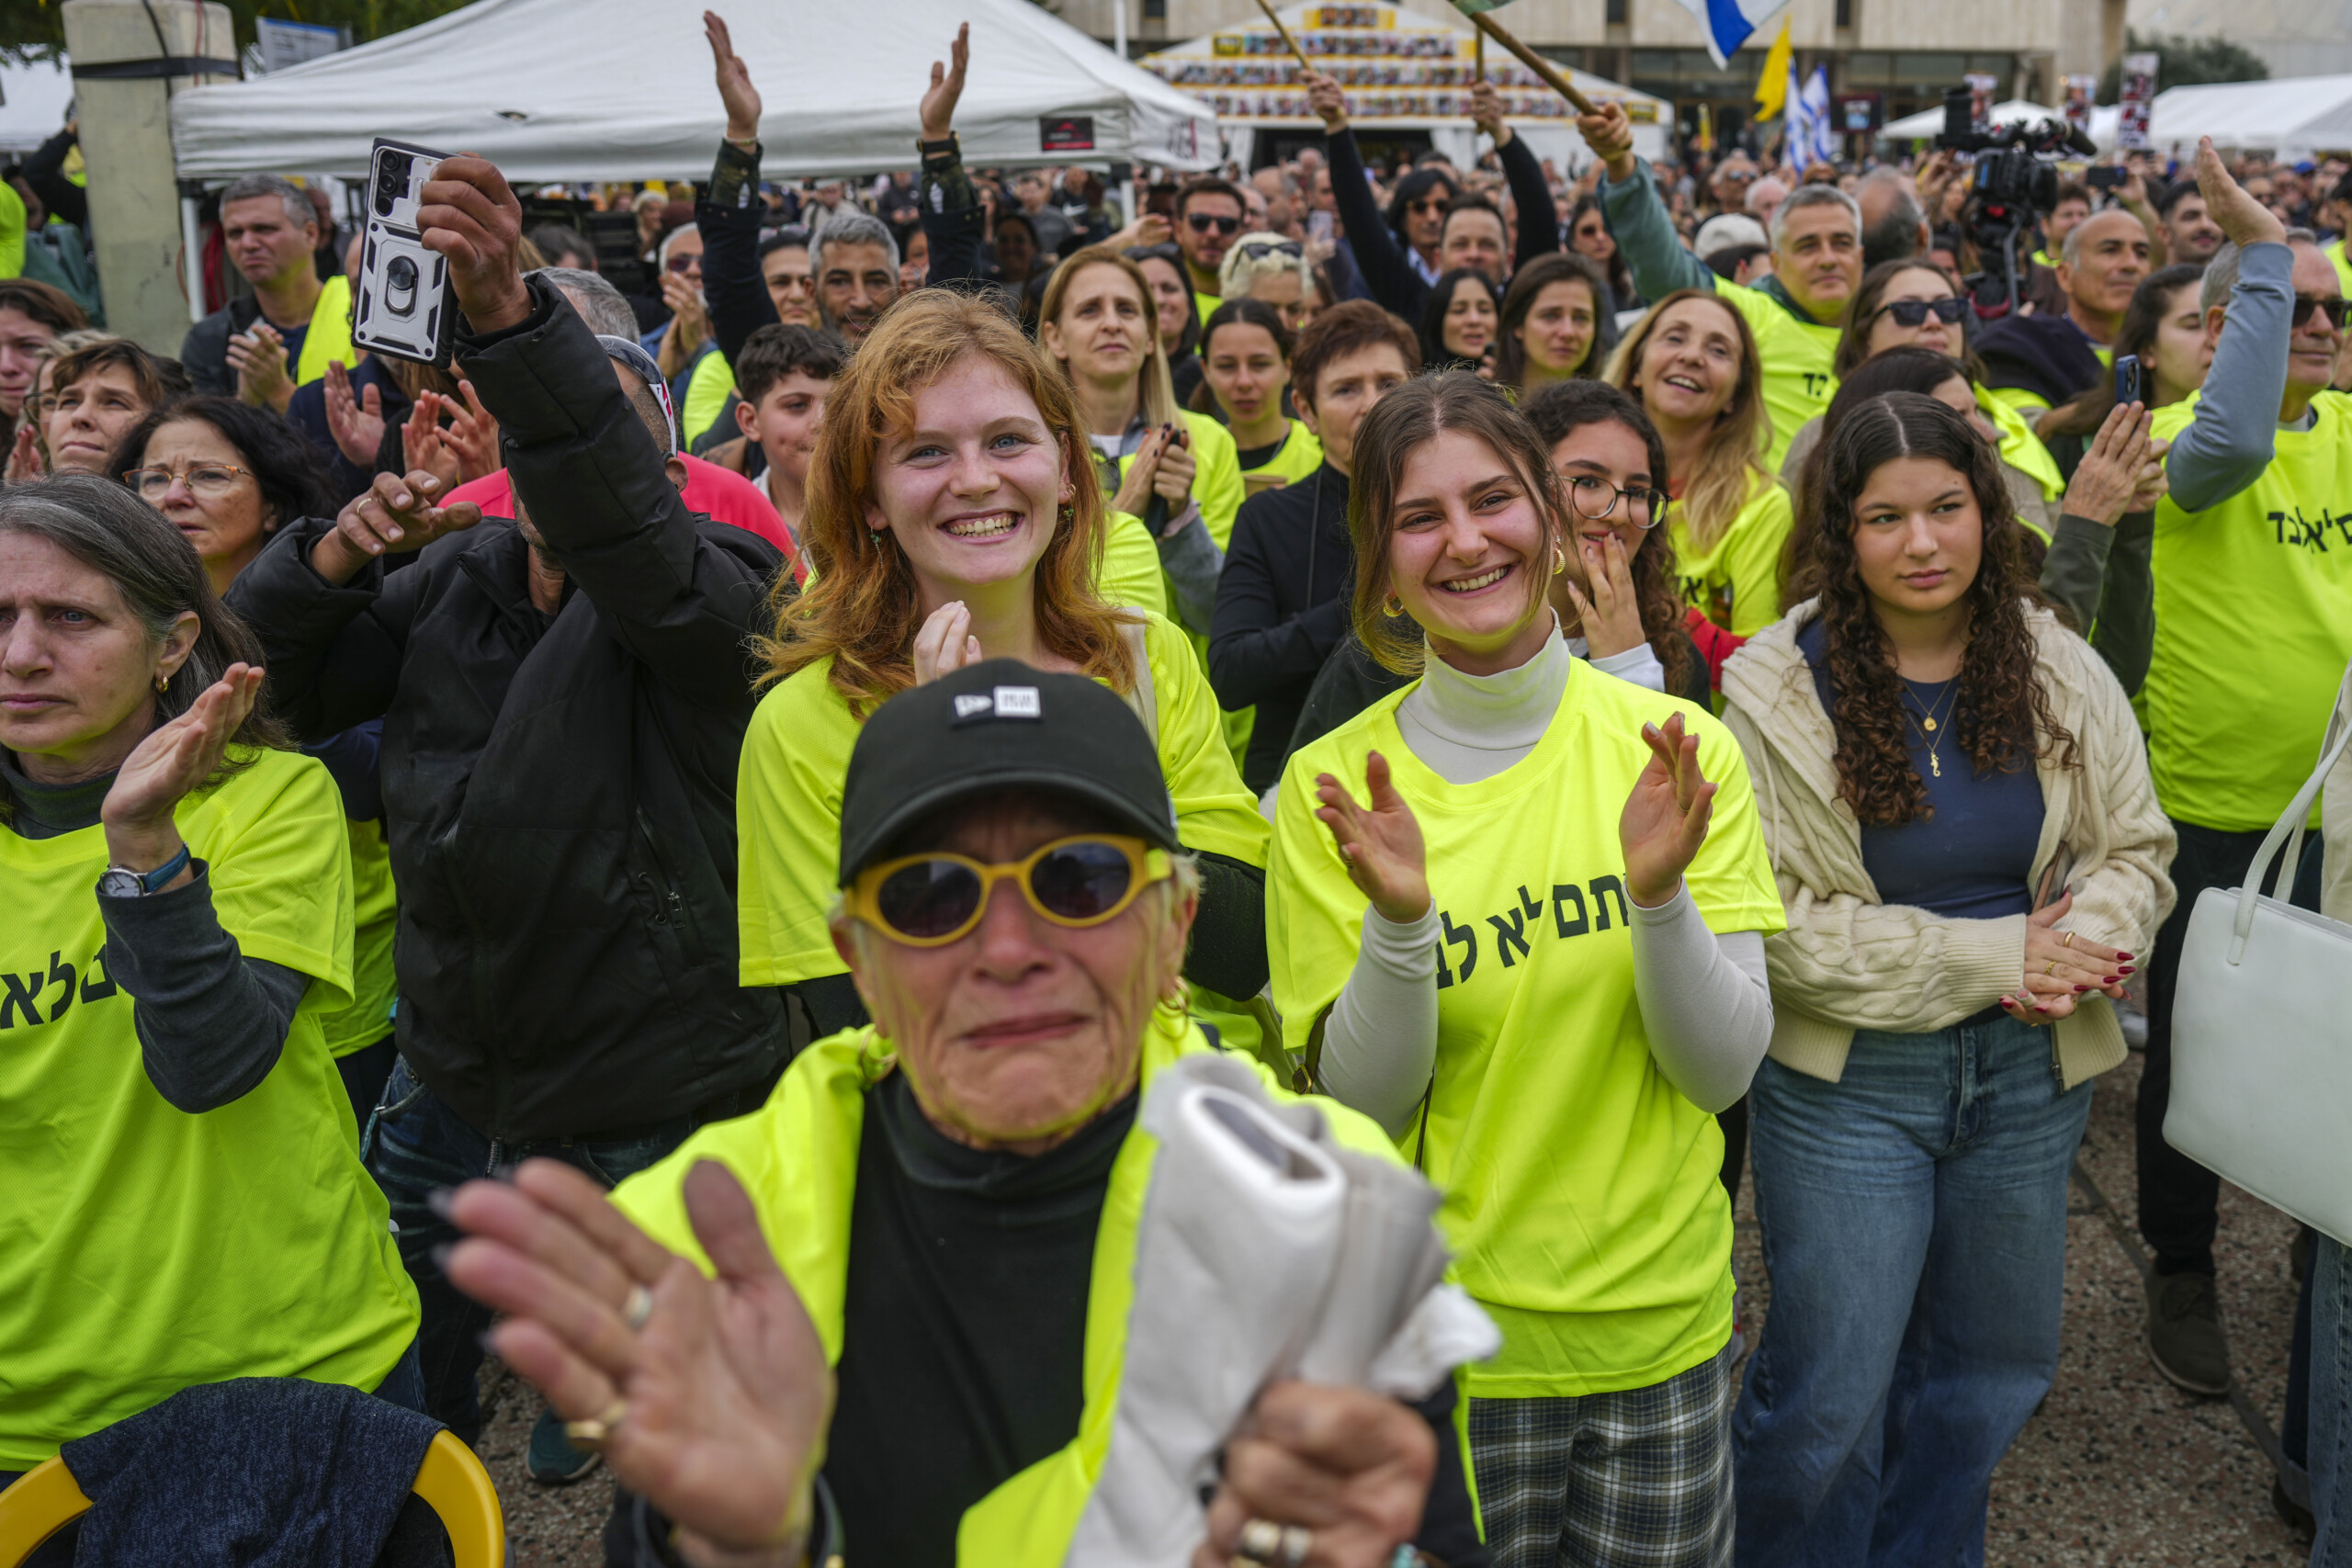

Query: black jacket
left=1208, top=463, right=1353, bottom=794
left=1327, top=128, right=1560, bottom=324
left=180, top=296, right=271, bottom=399
left=1974, top=311, right=2107, bottom=412
left=226, top=276, right=788, bottom=1141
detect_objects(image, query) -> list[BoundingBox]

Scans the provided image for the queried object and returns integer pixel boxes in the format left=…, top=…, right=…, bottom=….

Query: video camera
left=1934, top=86, right=2098, bottom=321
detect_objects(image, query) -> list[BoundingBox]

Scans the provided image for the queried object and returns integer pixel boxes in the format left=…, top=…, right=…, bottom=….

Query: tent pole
left=180, top=195, right=206, bottom=324
left=1113, top=0, right=1126, bottom=60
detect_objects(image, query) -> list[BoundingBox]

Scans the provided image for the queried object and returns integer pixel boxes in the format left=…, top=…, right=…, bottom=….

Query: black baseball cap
left=838, top=659, right=1179, bottom=886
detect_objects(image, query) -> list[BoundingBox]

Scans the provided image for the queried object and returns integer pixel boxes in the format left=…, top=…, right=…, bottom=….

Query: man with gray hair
left=1854, top=165, right=1929, bottom=269
left=2128, top=141, right=2352, bottom=1405
left=182, top=172, right=355, bottom=413
left=807, top=207, right=900, bottom=346
left=1580, top=102, right=1863, bottom=467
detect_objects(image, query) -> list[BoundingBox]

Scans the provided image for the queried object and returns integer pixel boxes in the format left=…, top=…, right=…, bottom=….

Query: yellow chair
left=0, top=1427, right=504, bottom=1568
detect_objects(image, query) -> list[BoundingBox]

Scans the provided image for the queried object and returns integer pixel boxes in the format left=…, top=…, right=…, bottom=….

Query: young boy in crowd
left=729, top=323, right=840, bottom=558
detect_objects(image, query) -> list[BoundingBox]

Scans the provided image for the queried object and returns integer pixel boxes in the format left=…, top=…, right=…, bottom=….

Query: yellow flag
left=1752, top=17, right=1791, bottom=119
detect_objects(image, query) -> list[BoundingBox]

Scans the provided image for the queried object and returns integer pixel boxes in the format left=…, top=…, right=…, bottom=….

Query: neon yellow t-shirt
left=1268, top=658, right=1786, bottom=1397
left=1668, top=470, right=1794, bottom=637
left=1117, top=410, right=1245, bottom=553
left=0, top=181, right=25, bottom=279
left=315, top=817, right=398, bottom=1061
left=1192, top=289, right=1223, bottom=334
left=682, top=348, right=735, bottom=449
left=1716, top=281, right=1840, bottom=471
left=0, top=749, right=418, bottom=1467
left=2143, top=390, right=2352, bottom=831
left=1238, top=421, right=1325, bottom=491
left=2328, top=239, right=2352, bottom=299
left=735, top=609, right=1268, bottom=988
left=1101, top=510, right=1169, bottom=617
left=1977, top=382, right=2064, bottom=504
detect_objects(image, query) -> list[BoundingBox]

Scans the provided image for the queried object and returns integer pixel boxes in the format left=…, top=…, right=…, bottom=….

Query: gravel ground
left=477, top=1046, right=2315, bottom=1567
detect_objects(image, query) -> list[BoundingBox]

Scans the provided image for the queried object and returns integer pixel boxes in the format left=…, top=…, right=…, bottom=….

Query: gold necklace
left=1904, top=679, right=1957, bottom=778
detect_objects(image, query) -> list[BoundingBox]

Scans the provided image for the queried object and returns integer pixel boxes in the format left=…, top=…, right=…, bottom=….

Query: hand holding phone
left=2113, top=353, right=2142, bottom=409
left=353, top=140, right=458, bottom=367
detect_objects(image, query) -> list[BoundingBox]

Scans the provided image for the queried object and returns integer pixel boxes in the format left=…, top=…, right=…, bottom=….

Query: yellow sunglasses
left=846, top=834, right=1172, bottom=947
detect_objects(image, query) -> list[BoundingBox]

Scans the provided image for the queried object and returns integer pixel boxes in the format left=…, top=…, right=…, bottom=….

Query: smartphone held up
left=351, top=139, right=458, bottom=368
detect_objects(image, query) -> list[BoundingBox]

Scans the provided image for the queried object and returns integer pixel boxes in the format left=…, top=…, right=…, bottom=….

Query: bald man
left=1977, top=208, right=2153, bottom=416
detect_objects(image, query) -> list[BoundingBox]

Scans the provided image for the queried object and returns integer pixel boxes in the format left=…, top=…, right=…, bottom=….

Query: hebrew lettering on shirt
left=2267, top=507, right=2352, bottom=552
left=1434, top=910, right=1478, bottom=989
left=1433, top=873, right=1638, bottom=992
left=0, top=945, right=119, bottom=1030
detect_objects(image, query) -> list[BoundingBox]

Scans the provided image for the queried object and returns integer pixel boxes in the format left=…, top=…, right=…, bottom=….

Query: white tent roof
left=1882, top=98, right=2066, bottom=140
left=0, top=59, right=74, bottom=158
left=2136, top=74, right=2352, bottom=157
left=170, top=0, right=1219, bottom=184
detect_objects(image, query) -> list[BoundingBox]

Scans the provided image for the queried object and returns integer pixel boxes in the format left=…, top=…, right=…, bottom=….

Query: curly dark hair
left=1518, top=379, right=1690, bottom=694
left=1813, top=391, right=2076, bottom=827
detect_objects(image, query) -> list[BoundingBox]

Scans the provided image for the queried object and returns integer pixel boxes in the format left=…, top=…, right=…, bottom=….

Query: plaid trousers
left=1468, top=1339, right=1736, bottom=1568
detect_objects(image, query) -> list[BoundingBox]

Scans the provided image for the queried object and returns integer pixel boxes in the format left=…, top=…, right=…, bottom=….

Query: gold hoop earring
left=1383, top=592, right=1403, bottom=617
left=154, top=673, right=170, bottom=695
left=1553, top=544, right=1567, bottom=575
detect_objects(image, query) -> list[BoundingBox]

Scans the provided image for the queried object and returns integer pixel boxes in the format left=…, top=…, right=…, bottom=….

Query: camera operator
left=1975, top=210, right=2151, bottom=418
left=2132, top=140, right=2352, bottom=1400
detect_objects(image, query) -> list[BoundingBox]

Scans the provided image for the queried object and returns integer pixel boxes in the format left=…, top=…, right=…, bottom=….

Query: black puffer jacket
left=228, top=277, right=787, bottom=1141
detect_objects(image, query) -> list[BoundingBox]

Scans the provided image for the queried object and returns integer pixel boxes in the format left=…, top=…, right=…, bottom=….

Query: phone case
left=351, top=138, right=457, bottom=367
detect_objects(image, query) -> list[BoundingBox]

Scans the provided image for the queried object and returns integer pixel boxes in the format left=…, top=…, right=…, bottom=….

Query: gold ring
left=622, top=1283, right=654, bottom=1332
left=2062, top=931, right=2077, bottom=949
left=2044, top=960, right=2059, bottom=976
left=563, top=1396, right=628, bottom=1451
left=1235, top=1519, right=1283, bottom=1566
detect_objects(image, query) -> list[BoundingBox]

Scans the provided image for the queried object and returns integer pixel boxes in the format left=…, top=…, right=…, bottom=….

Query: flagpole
left=1456, top=10, right=1594, bottom=115
left=1251, top=0, right=1312, bottom=73
left=1474, top=29, right=1484, bottom=83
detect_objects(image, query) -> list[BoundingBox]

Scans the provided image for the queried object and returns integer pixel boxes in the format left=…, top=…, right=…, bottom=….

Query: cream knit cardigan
left=1721, top=599, right=2177, bottom=1089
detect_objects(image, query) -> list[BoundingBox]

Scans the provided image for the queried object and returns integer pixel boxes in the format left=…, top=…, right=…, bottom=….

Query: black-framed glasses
left=2292, top=295, right=2352, bottom=331
left=1186, top=212, right=1241, bottom=235
left=1565, top=475, right=1668, bottom=530
left=1235, top=239, right=1303, bottom=262
left=1872, top=297, right=1969, bottom=329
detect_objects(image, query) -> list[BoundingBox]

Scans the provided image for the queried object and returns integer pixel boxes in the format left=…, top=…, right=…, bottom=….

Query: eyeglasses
left=1565, top=475, right=1668, bottom=529
left=665, top=253, right=704, bottom=275
left=1235, top=239, right=1303, bottom=262
left=845, top=834, right=1172, bottom=947
left=1186, top=213, right=1242, bottom=236
left=1871, top=297, right=1970, bottom=329
left=2292, top=295, right=2352, bottom=331
left=123, top=464, right=254, bottom=500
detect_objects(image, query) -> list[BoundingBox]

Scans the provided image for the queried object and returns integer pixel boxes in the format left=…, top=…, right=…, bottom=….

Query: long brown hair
left=1347, top=371, right=1566, bottom=677
left=1038, top=247, right=1180, bottom=430
left=1812, top=392, right=2075, bottom=827
left=1494, top=252, right=1611, bottom=391
left=1605, top=289, right=1770, bottom=552
left=1831, top=258, right=1972, bottom=380
left=758, top=289, right=1136, bottom=714
left=2035, top=264, right=2205, bottom=440
left=1518, top=379, right=1691, bottom=694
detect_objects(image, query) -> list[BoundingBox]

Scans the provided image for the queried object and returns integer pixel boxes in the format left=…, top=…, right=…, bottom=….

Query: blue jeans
left=364, top=1056, right=697, bottom=1445
left=2316, top=1233, right=2352, bottom=1568
left=1731, top=1013, right=2093, bottom=1568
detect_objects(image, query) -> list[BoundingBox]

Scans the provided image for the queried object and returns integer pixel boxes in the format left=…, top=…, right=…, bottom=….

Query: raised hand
left=703, top=11, right=763, bottom=143
left=447, top=1159, right=831, bottom=1561
left=440, top=378, right=502, bottom=485
left=6, top=422, right=45, bottom=483
left=1576, top=102, right=1637, bottom=184
left=228, top=322, right=294, bottom=412
left=100, top=662, right=266, bottom=881
left=2058, top=401, right=2154, bottom=527
left=2194, top=136, right=2286, bottom=250
left=416, top=154, right=532, bottom=335
left=1305, top=70, right=1348, bottom=132
left=910, top=599, right=983, bottom=685
left=1561, top=530, right=1644, bottom=659
left=322, top=360, right=388, bottom=468
left=2000, top=890, right=2131, bottom=1024
left=1470, top=79, right=1512, bottom=147
left=1618, top=712, right=1716, bottom=908
left=311, top=468, right=484, bottom=585
left=1313, top=751, right=1430, bottom=925
left=1110, top=426, right=1167, bottom=516
left=401, top=392, right=461, bottom=492
left=1149, top=425, right=1196, bottom=521
left=1191, top=1382, right=1437, bottom=1568
left=921, top=23, right=970, bottom=141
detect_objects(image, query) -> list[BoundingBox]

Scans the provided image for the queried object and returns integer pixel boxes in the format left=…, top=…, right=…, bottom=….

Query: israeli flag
left=1801, top=65, right=1838, bottom=164
left=1675, top=0, right=1791, bottom=70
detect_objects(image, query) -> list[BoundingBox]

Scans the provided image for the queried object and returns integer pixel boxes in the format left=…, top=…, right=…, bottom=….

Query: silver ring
left=1236, top=1518, right=1283, bottom=1565
left=1277, top=1526, right=1314, bottom=1568
left=622, top=1283, right=653, bottom=1332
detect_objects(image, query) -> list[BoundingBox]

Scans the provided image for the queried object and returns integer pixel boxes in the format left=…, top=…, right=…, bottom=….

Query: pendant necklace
left=1904, top=679, right=1958, bottom=778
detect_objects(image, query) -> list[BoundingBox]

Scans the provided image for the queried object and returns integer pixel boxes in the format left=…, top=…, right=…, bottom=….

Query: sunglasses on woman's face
left=2292, top=295, right=2352, bottom=331
left=1186, top=213, right=1242, bottom=236
left=845, top=835, right=1171, bottom=947
left=1872, top=297, right=1969, bottom=329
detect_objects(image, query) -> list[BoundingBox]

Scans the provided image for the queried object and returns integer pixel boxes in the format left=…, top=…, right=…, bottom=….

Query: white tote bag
left=2166, top=666, right=2352, bottom=1247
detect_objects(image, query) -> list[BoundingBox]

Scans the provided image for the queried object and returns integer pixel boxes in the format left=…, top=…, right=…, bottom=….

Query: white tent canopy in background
left=1137, top=1, right=1668, bottom=175
left=2129, top=75, right=2352, bottom=161
left=0, top=59, right=74, bottom=158
left=170, top=0, right=1219, bottom=184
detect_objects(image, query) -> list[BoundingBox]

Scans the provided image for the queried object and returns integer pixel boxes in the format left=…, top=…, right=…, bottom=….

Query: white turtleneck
left=1318, top=627, right=1773, bottom=1137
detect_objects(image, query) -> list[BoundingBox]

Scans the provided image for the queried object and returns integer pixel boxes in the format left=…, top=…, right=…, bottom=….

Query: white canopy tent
left=1136, top=1, right=1668, bottom=175
left=2126, top=74, right=2352, bottom=161
left=169, top=0, right=1219, bottom=184
left=0, top=59, right=74, bottom=159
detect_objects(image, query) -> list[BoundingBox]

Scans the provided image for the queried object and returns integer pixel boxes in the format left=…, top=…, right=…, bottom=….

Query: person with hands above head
left=181, top=174, right=359, bottom=412
left=1268, top=373, right=1785, bottom=1567
left=2125, top=140, right=2352, bottom=1403
left=1716, top=392, right=2175, bottom=1564
left=1582, top=97, right=1859, bottom=469
left=734, top=288, right=1275, bottom=1075
left=0, top=475, right=424, bottom=1502
left=446, top=668, right=1492, bottom=1568
left=222, top=153, right=791, bottom=1484
left=1311, top=70, right=1559, bottom=326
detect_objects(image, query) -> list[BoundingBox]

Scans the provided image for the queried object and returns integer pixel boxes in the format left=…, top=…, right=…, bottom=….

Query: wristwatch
left=99, top=843, right=191, bottom=898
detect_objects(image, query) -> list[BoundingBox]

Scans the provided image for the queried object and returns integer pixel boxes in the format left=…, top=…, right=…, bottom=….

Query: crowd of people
left=4, top=12, right=2352, bottom=1568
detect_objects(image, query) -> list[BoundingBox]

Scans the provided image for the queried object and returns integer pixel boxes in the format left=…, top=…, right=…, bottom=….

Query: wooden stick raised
left=1251, top=0, right=1312, bottom=73
left=1474, top=29, right=1484, bottom=82
left=1460, top=8, right=1594, bottom=114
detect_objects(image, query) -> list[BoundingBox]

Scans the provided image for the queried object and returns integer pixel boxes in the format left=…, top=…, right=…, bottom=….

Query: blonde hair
left=758, top=289, right=1137, bottom=714
left=1604, top=288, right=1771, bottom=552
left=1219, top=231, right=1312, bottom=303
left=1039, top=248, right=1181, bottom=430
